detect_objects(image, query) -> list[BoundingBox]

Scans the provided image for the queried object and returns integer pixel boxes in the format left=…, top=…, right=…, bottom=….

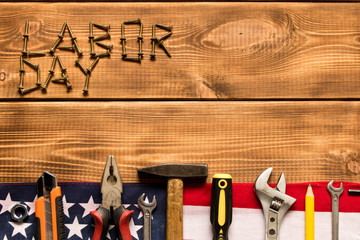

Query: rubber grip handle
left=210, top=174, right=232, bottom=240
left=35, top=197, right=45, bottom=240
left=51, top=187, right=66, bottom=240
left=113, top=205, right=134, bottom=240
left=91, top=206, right=110, bottom=240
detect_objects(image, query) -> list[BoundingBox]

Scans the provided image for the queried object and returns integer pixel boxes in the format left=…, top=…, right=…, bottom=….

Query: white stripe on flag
left=183, top=206, right=360, bottom=239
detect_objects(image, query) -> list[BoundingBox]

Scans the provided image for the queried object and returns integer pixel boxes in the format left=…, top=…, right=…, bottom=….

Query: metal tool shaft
left=327, top=181, right=343, bottom=240
left=143, top=208, right=152, bottom=240
left=331, top=195, right=340, bottom=240
left=138, top=194, right=157, bottom=240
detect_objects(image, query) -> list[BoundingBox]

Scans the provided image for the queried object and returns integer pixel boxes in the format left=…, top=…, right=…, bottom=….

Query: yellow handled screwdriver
left=211, top=174, right=232, bottom=240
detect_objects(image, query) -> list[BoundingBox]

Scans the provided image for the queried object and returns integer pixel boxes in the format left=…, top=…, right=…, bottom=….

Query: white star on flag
left=0, top=193, right=17, bottom=215
left=106, top=225, right=115, bottom=239
left=24, top=195, right=36, bottom=216
left=62, top=195, right=75, bottom=218
left=79, top=196, right=100, bottom=218
left=3, top=235, right=8, bottom=240
left=129, top=217, right=142, bottom=240
left=8, top=221, right=32, bottom=238
left=123, top=203, right=131, bottom=209
left=65, top=216, right=87, bottom=239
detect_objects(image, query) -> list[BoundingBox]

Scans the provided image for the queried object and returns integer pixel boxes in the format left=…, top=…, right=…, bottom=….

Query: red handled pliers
left=91, top=155, right=134, bottom=240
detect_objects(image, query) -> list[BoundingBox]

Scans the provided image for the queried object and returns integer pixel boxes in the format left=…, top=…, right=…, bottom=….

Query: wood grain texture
left=1, top=101, right=360, bottom=183
left=0, top=3, right=360, bottom=99
left=3, top=0, right=360, bottom=2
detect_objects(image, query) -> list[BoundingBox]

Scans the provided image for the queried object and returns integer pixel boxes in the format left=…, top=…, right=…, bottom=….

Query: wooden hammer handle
left=167, top=178, right=184, bottom=240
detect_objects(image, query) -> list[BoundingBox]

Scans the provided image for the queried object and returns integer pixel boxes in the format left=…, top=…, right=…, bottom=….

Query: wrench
left=254, top=168, right=296, bottom=240
left=138, top=193, right=157, bottom=240
left=327, top=180, right=343, bottom=240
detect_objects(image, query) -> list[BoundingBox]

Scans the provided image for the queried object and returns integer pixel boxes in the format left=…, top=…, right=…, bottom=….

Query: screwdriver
left=211, top=174, right=232, bottom=240
left=35, top=171, right=66, bottom=240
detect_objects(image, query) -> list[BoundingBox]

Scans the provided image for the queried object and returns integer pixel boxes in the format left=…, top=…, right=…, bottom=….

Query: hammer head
left=137, top=163, right=208, bottom=179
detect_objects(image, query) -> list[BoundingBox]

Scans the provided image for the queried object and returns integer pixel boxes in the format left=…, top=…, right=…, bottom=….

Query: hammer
left=138, top=163, right=208, bottom=240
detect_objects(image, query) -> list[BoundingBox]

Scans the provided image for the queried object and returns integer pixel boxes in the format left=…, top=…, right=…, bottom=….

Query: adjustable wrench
left=254, top=168, right=296, bottom=240
left=138, top=193, right=157, bottom=240
left=327, top=180, right=343, bottom=240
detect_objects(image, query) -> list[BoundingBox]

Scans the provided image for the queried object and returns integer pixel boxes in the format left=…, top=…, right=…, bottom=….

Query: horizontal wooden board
left=4, top=0, right=360, bottom=2
left=0, top=3, right=360, bottom=99
left=1, top=101, right=360, bottom=183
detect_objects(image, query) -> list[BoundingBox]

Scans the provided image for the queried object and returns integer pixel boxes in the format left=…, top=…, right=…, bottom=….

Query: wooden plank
left=0, top=3, right=360, bottom=99
left=0, top=101, right=359, bottom=183
left=4, top=0, right=360, bottom=2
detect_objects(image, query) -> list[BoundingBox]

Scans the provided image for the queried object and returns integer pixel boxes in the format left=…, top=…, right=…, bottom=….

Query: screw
left=20, top=55, right=25, bottom=72
left=150, top=24, right=156, bottom=59
left=36, top=68, right=41, bottom=86
left=49, top=56, right=58, bottom=74
left=93, top=50, right=110, bottom=58
left=23, top=59, right=39, bottom=70
left=157, top=32, right=172, bottom=42
left=58, top=45, right=75, bottom=51
left=22, top=37, right=28, bottom=55
left=89, top=38, right=95, bottom=56
left=121, top=23, right=125, bottom=39
left=93, top=23, right=110, bottom=31
left=20, top=85, right=40, bottom=95
left=89, top=22, right=93, bottom=36
left=22, top=21, right=29, bottom=55
left=83, top=74, right=90, bottom=94
left=61, top=73, right=72, bottom=90
left=123, top=56, right=141, bottom=63
left=139, top=22, right=143, bottom=38
left=57, top=56, right=66, bottom=72
left=42, top=72, right=53, bottom=90
left=49, top=37, right=63, bottom=53
left=95, top=42, right=113, bottom=51
left=138, top=40, right=143, bottom=58
left=51, top=77, right=67, bottom=82
left=138, top=22, right=143, bottom=57
left=87, top=57, right=100, bottom=74
left=121, top=41, right=126, bottom=58
left=94, top=32, right=110, bottom=42
left=159, top=41, right=171, bottom=58
left=155, top=23, right=173, bottom=31
left=65, top=81, right=72, bottom=90
left=24, top=20, right=29, bottom=36
left=72, top=39, right=83, bottom=56
left=75, top=59, right=87, bottom=76
left=59, top=22, right=67, bottom=37
left=19, top=71, right=24, bottom=89
left=66, top=23, right=75, bottom=39
left=27, top=52, right=46, bottom=57
left=124, top=18, right=141, bottom=24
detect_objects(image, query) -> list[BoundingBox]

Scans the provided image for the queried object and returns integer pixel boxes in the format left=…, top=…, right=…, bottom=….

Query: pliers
left=91, top=155, right=134, bottom=240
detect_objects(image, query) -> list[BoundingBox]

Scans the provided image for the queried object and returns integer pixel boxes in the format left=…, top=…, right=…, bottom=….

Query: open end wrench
left=327, top=180, right=343, bottom=240
left=138, top=193, right=157, bottom=240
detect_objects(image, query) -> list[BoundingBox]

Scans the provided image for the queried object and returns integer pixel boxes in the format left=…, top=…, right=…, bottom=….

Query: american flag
left=1, top=181, right=360, bottom=239
left=0, top=182, right=166, bottom=240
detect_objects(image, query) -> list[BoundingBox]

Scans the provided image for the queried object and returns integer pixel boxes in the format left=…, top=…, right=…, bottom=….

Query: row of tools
left=19, top=20, right=173, bottom=94
left=9, top=156, right=358, bottom=240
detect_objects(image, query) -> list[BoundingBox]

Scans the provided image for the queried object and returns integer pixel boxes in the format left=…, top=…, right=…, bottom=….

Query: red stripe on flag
left=183, top=182, right=360, bottom=212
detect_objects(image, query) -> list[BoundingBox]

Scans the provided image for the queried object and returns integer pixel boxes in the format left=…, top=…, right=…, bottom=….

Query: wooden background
left=1, top=2, right=360, bottom=184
